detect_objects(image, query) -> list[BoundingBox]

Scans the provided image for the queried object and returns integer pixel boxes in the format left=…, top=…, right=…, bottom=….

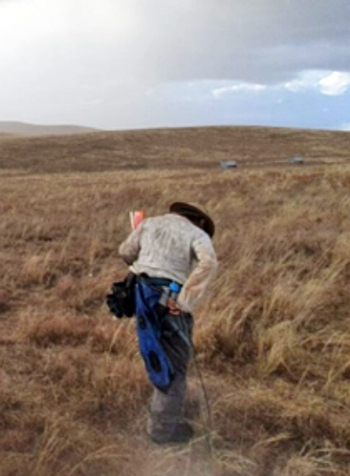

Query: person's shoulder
left=163, top=213, right=195, bottom=229
left=149, top=213, right=185, bottom=225
left=141, top=214, right=170, bottom=229
left=189, top=221, right=214, bottom=246
left=167, top=214, right=211, bottom=240
left=143, top=215, right=167, bottom=225
left=194, top=227, right=212, bottom=244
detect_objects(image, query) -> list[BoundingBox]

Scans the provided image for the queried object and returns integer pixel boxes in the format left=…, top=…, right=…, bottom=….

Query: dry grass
left=1, top=126, right=350, bottom=475
left=1, top=126, right=350, bottom=174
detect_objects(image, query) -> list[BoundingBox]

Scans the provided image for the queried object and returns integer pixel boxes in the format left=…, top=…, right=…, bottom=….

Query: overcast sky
left=0, top=0, right=350, bottom=130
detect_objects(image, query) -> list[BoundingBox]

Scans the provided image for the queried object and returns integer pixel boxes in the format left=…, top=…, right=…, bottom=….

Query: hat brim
left=169, top=202, right=215, bottom=238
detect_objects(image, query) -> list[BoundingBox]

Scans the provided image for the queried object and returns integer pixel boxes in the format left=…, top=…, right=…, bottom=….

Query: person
left=118, top=202, right=218, bottom=444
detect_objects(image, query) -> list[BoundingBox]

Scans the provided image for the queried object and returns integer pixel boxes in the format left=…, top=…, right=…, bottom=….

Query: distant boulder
left=288, top=156, right=304, bottom=165
left=220, top=160, right=238, bottom=169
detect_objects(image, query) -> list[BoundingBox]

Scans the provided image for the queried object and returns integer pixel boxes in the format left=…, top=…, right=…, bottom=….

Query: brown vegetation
left=0, top=126, right=349, bottom=174
left=1, top=126, right=350, bottom=475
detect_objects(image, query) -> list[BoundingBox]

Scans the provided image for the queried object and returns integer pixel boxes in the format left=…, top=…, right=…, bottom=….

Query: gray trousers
left=147, top=310, right=193, bottom=438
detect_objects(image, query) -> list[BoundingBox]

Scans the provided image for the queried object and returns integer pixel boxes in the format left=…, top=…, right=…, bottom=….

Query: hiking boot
left=148, top=422, right=194, bottom=445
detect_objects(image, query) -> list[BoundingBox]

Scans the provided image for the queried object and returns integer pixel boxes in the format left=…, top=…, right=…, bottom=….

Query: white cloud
left=319, top=72, right=350, bottom=96
left=213, top=83, right=266, bottom=98
left=284, top=71, right=327, bottom=93
left=284, top=70, right=350, bottom=96
left=341, top=122, right=350, bottom=131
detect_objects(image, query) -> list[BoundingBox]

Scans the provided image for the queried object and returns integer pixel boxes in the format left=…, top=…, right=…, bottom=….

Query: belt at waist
left=140, top=273, right=182, bottom=289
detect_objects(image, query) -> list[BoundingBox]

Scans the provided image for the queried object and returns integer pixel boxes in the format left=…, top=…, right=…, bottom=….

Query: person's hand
left=167, top=298, right=181, bottom=316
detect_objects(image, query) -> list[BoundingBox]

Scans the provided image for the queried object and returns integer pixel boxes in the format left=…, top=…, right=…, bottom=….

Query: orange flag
left=129, top=210, right=145, bottom=230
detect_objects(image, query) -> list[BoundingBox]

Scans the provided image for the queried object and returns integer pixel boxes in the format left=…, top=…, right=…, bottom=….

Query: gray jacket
left=119, top=213, right=218, bottom=313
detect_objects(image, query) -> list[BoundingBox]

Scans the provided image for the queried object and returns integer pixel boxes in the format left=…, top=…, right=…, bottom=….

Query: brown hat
left=169, top=202, right=215, bottom=238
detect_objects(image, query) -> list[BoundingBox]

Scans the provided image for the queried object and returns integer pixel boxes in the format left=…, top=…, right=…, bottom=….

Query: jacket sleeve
left=177, top=236, right=218, bottom=314
left=118, top=223, right=143, bottom=265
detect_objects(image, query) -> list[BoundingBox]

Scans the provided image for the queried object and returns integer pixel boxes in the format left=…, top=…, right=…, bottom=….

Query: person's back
left=132, top=213, right=202, bottom=281
left=119, top=210, right=217, bottom=313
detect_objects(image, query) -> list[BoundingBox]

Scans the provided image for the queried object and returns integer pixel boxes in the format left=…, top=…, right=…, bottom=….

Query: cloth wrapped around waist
left=135, top=276, right=193, bottom=393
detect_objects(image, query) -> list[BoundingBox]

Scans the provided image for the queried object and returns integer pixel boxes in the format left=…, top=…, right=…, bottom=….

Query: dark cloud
left=1, top=1, right=350, bottom=86
left=126, top=0, right=350, bottom=83
left=0, top=0, right=349, bottom=128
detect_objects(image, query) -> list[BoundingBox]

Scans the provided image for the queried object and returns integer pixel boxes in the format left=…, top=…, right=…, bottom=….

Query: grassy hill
left=0, top=121, right=98, bottom=137
left=0, top=126, right=349, bottom=174
left=1, top=126, right=350, bottom=476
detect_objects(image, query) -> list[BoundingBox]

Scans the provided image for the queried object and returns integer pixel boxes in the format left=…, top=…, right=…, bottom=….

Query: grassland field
left=1, top=126, right=350, bottom=476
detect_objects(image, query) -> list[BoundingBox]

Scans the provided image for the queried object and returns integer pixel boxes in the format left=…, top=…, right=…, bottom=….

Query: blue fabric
left=135, top=280, right=175, bottom=393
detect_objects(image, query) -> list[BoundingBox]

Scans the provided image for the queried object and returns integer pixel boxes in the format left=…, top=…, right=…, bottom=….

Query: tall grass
left=1, top=128, right=350, bottom=475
